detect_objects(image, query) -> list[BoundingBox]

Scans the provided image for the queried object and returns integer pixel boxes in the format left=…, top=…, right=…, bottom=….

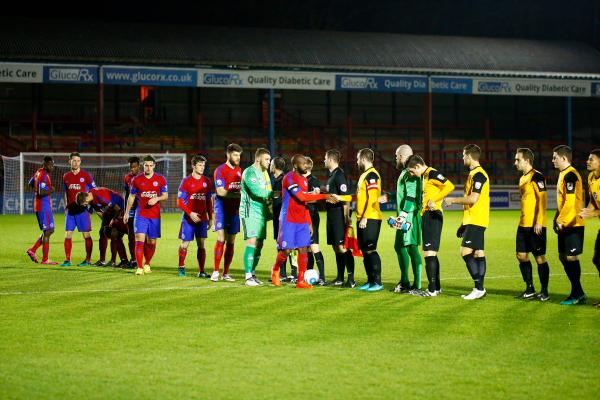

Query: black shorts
left=327, top=209, right=346, bottom=246
left=310, top=211, right=320, bottom=245
left=461, top=225, right=486, bottom=250
left=357, top=219, right=382, bottom=252
left=422, top=210, right=443, bottom=252
left=516, top=226, right=547, bottom=256
left=558, top=226, right=584, bottom=256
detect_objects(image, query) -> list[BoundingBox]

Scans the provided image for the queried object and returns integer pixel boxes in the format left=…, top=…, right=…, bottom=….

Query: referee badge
left=340, top=184, right=347, bottom=192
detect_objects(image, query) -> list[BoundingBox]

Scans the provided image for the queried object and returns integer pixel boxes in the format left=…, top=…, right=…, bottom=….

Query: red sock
left=84, top=237, right=93, bottom=262
left=178, top=247, right=187, bottom=267
left=31, top=236, right=43, bottom=252
left=223, top=244, right=234, bottom=275
left=297, top=252, right=308, bottom=282
left=42, top=242, right=50, bottom=263
left=214, top=241, right=225, bottom=272
left=197, top=248, right=206, bottom=273
left=109, top=239, right=117, bottom=263
left=272, top=251, right=288, bottom=273
left=135, top=241, right=144, bottom=268
left=144, top=242, right=156, bottom=265
left=64, top=238, right=72, bottom=261
left=99, top=235, right=108, bottom=261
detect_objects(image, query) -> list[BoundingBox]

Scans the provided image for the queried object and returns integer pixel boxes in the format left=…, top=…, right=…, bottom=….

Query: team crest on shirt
left=340, top=184, right=347, bottom=192
left=237, top=171, right=241, bottom=176
left=203, top=182, right=207, bottom=188
left=79, top=177, right=84, bottom=182
left=474, top=182, right=482, bottom=190
left=251, top=178, right=257, bottom=183
left=217, top=179, right=223, bottom=185
left=566, top=182, right=574, bottom=191
left=153, top=181, right=158, bottom=187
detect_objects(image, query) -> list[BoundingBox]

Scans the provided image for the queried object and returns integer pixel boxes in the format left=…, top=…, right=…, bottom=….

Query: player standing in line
left=444, top=144, right=490, bottom=300
left=324, top=149, right=355, bottom=287
left=552, top=145, right=586, bottom=305
left=26, top=156, right=58, bottom=265
left=333, top=149, right=384, bottom=291
left=579, top=148, right=600, bottom=308
left=212, top=143, right=243, bottom=282
left=271, top=155, right=333, bottom=288
left=513, top=148, right=551, bottom=301
left=123, top=155, right=168, bottom=276
left=406, top=155, right=455, bottom=296
left=76, top=187, right=128, bottom=267
left=270, top=156, right=294, bottom=281
left=123, top=156, right=141, bottom=267
left=60, top=152, right=96, bottom=267
left=392, top=145, right=423, bottom=295
left=304, top=157, right=327, bottom=285
left=176, top=155, right=213, bottom=278
left=240, top=148, right=273, bottom=286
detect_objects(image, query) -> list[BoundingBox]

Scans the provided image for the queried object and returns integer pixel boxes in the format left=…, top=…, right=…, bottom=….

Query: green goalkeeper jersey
left=240, top=164, right=273, bottom=220
left=396, top=169, right=423, bottom=219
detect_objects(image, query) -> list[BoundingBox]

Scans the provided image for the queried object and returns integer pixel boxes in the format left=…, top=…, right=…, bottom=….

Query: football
left=304, top=269, right=319, bottom=285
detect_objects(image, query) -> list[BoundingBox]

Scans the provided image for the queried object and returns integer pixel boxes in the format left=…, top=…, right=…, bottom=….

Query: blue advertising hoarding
left=335, top=74, right=428, bottom=93
left=103, top=67, right=197, bottom=87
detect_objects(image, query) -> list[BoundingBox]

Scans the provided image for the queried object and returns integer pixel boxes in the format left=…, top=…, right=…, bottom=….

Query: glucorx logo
left=47, top=67, right=96, bottom=83
left=339, top=76, right=378, bottom=90
left=478, top=81, right=512, bottom=94
left=203, top=73, right=243, bottom=86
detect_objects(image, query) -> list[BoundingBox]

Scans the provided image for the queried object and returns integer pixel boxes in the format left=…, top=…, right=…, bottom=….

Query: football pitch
left=1, top=211, right=599, bottom=399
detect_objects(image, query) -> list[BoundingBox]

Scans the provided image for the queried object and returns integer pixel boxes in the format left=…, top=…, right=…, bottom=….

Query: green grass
left=1, top=211, right=599, bottom=399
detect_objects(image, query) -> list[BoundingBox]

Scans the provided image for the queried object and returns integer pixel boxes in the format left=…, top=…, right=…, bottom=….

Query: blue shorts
left=134, top=216, right=161, bottom=239
left=277, top=221, right=311, bottom=250
left=36, top=210, right=55, bottom=231
left=65, top=211, right=92, bottom=232
left=179, top=220, right=208, bottom=241
left=214, top=212, right=240, bottom=235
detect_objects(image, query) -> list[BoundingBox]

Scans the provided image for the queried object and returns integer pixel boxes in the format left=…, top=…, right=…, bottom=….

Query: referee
left=324, top=149, right=355, bottom=287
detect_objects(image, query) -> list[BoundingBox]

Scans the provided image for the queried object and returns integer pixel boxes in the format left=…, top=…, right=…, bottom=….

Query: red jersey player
left=124, top=155, right=168, bottom=275
left=176, top=155, right=213, bottom=277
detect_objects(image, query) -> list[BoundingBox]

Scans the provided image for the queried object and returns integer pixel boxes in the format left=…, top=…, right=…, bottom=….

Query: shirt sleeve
left=130, top=178, right=139, bottom=195
left=160, top=176, right=168, bottom=193
left=430, top=171, right=455, bottom=202
left=471, top=172, right=487, bottom=194
left=531, top=172, right=547, bottom=224
left=337, top=173, right=349, bottom=195
left=214, top=167, right=226, bottom=189
left=87, top=172, right=97, bottom=190
left=401, top=176, right=418, bottom=213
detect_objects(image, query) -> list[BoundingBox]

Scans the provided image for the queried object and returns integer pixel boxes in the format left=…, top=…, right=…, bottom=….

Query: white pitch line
left=0, top=272, right=597, bottom=296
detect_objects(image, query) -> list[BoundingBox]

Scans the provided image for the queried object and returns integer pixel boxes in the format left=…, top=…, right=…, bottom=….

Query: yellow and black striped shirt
left=556, top=165, right=584, bottom=228
left=422, top=167, right=455, bottom=215
left=463, top=166, right=490, bottom=228
left=519, top=169, right=547, bottom=228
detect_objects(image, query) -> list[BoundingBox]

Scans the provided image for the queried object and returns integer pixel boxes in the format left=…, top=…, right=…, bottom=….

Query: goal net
left=2, top=152, right=186, bottom=215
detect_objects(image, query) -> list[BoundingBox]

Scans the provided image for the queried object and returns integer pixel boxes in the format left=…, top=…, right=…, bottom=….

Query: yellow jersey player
left=444, top=144, right=490, bottom=300
left=407, top=155, right=455, bottom=296
left=513, top=148, right=550, bottom=301
left=334, top=148, right=384, bottom=291
left=552, top=145, right=586, bottom=305
left=578, top=148, right=600, bottom=308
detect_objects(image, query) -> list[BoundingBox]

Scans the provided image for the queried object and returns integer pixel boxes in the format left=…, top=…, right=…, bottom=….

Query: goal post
left=2, top=152, right=187, bottom=215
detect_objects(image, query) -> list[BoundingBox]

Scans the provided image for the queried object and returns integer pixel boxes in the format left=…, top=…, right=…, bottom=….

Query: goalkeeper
left=391, top=145, right=423, bottom=295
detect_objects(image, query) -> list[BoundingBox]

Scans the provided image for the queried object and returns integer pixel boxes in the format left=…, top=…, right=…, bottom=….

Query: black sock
left=314, top=252, right=325, bottom=280
left=519, top=261, right=534, bottom=291
left=560, top=258, right=574, bottom=297
left=435, top=256, right=441, bottom=291
left=424, top=256, right=437, bottom=292
left=280, top=259, right=288, bottom=277
left=462, top=254, right=479, bottom=287
left=345, top=251, right=355, bottom=282
left=307, top=252, right=315, bottom=270
left=475, top=257, right=486, bottom=290
left=363, top=252, right=373, bottom=284
left=370, top=252, right=382, bottom=285
left=537, top=262, right=549, bottom=295
left=593, top=252, right=600, bottom=277
left=567, top=260, right=584, bottom=298
left=335, top=253, right=345, bottom=281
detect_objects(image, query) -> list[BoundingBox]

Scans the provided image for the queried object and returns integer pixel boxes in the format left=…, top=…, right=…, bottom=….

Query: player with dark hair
left=444, top=144, right=490, bottom=300
left=513, top=148, right=550, bottom=301
left=304, top=157, right=327, bottom=285
left=579, top=148, right=600, bottom=308
left=270, top=156, right=295, bottom=281
left=552, top=145, right=586, bottom=305
left=26, top=156, right=58, bottom=265
left=212, top=143, right=243, bottom=282
left=124, top=155, right=169, bottom=275
left=176, top=155, right=213, bottom=278
left=61, top=152, right=96, bottom=267
left=123, top=156, right=141, bottom=267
